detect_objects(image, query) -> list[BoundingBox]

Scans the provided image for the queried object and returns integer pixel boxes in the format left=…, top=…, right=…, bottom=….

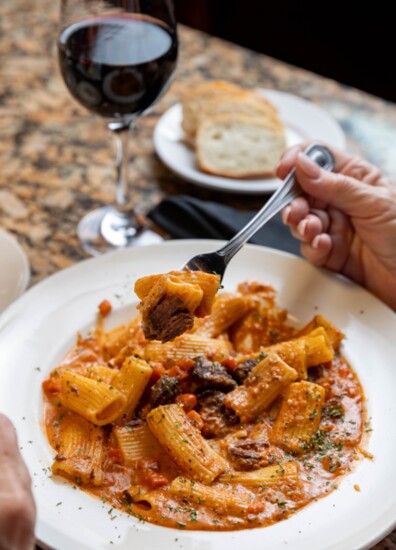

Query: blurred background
left=175, top=0, right=395, bottom=103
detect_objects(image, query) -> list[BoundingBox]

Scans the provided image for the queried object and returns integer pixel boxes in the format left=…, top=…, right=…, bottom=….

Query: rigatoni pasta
left=58, top=370, right=126, bottom=426
left=145, top=334, right=231, bottom=364
left=51, top=413, right=104, bottom=486
left=224, top=353, right=298, bottom=422
left=112, top=356, right=152, bottom=421
left=220, top=461, right=299, bottom=486
left=147, top=404, right=228, bottom=484
left=192, top=294, right=253, bottom=337
left=112, top=424, right=163, bottom=465
left=169, top=476, right=254, bottom=514
left=271, top=381, right=326, bottom=453
left=43, top=278, right=366, bottom=532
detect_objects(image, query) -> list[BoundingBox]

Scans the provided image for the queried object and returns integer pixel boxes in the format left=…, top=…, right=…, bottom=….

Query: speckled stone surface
left=1, top=1, right=396, bottom=547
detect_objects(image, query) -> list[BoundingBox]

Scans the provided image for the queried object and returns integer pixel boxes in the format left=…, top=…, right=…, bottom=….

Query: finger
left=276, top=144, right=305, bottom=179
left=276, top=142, right=353, bottom=180
left=300, top=233, right=333, bottom=266
left=0, top=414, right=32, bottom=489
left=294, top=152, right=381, bottom=218
left=307, top=197, right=328, bottom=210
left=299, top=208, right=353, bottom=270
left=282, top=196, right=310, bottom=225
left=0, top=414, right=19, bottom=459
left=342, top=156, right=389, bottom=187
left=323, top=207, right=354, bottom=273
left=288, top=211, right=328, bottom=243
left=0, top=416, right=36, bottom=550
left=308, top=209, right=330, bottom=233
left=298, top=213, right=329, bottom=242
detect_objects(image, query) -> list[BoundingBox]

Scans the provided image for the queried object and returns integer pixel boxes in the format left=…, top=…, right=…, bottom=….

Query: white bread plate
left=154, top=89, right=346, bottom=194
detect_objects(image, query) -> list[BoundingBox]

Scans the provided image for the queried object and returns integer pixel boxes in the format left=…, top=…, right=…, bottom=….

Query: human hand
left=0, top=414, right=36, bottom=550
left=277, top=144, right=396, bottom=310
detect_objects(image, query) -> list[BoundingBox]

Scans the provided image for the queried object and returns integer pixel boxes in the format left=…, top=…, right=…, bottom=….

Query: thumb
left=295, top=152, right=374, bottom=218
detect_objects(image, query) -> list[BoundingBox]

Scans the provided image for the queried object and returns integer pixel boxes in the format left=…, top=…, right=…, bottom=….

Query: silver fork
left=182, top=143, right=335, bottom=280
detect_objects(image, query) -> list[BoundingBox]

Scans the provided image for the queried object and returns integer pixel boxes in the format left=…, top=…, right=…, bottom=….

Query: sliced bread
left=196, top=112, right=286, bottom=178
left=195, top=91, right=283, bottom=136
left=181, top=80, right=242, bottom=140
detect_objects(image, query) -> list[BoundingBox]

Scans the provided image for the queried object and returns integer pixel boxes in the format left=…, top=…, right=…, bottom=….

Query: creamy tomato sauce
left=43, top=285, right=367, bottom=531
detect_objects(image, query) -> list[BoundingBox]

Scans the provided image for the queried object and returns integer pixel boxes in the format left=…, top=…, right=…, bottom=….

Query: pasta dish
left=42, top=276, right=366, bottom=531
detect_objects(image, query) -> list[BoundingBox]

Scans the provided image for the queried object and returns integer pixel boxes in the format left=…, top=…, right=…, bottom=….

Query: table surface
left=1, top=1, right=396, bottom=548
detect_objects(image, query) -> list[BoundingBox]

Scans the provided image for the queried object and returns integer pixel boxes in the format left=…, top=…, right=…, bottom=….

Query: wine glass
left=58, top=0, right=178, bottom=255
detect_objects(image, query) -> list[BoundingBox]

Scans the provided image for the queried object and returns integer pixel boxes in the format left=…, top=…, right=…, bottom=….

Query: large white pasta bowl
left=0, top=240, right=395, bottom=550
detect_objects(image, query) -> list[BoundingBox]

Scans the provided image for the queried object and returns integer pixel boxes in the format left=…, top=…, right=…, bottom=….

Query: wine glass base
left=77, top=206, right=163, bottom=256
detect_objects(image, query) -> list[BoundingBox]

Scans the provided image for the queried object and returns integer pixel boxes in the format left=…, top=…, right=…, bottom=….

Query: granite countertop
left=1, top=1, right=396, bottom=548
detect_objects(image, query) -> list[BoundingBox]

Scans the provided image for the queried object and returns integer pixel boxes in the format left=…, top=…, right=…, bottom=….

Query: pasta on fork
left=134, top=271, right=220, bottom=342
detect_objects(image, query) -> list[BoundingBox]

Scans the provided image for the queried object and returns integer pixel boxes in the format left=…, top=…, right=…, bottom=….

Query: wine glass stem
left=109, top=118, right=135, bottom=211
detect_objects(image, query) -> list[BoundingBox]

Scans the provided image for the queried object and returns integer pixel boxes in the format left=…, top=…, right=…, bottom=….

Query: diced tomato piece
left=345, top=386, right=358, bottom=398
left=175, top=393, right=197, bottom=412
left=167, top=365, right=189, bottom=381
left=98, top=300, right=112, bottom=318
left=321, top=423, right=333, bottom=432
left=247, top=501, right=265, bottom=515
left=176, top=358, right=195, bottom=371
left=138, top=458, right=169, bottom=489
left=150, top=365, right=166, bottom=384
left=338, top=365, right=350, bottom=378
left=187, top=410, right=204, bottom=431
left=42, top=377, right=61, bottom=394
left=107, top=448, right=123, bottom=464
left=222, top=357, right=238, bottom=371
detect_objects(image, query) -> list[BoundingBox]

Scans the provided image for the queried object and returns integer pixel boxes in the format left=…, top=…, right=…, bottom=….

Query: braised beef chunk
left=150, top=375, right=180, bottom=408
left=307, top=365, right=324, bottom=383
left=195, top=389, right=239, bottom=438
left=232, top=358, right=260, bottom=384
left=227, top=439, right=283, bottom=470
left=144, top=295, right=194, bottom=343
left=191, top=356, right=237, bottom=392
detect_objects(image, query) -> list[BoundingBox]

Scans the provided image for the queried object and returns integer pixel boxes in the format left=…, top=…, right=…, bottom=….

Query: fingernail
left=312, top=235, right=321, bottom=249
left=282, top=206, right=291, bottom=224
left=297, top=152, right=322, bottom=179
left=297, top=219, right=307, bottom=237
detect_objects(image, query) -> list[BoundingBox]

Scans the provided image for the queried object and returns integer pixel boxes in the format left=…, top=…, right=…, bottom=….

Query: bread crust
left=181, top=80, right=242, bottom=138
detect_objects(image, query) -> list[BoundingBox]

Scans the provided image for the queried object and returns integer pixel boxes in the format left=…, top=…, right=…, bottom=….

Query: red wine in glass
left=59, top=14, right=177, bottom=118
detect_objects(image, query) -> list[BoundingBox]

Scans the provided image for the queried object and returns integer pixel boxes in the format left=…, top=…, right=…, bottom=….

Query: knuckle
left=327, top=173, right=352, bottom=196
left=367, top=166, right=382, bottom=184
left=343, top=156, right=382, bottom=184
left=379, top=185, right=395, bottom=202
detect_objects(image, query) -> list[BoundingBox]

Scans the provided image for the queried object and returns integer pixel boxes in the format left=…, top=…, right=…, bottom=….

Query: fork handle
left=217, top=144, right=335, bottom=263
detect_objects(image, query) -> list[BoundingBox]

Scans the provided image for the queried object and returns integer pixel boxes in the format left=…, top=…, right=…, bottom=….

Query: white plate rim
left=0, top=228, right=30, bottom=314
left=153, top=89, right=346, bottom=194
left=0, top=240, right=395, bottom=550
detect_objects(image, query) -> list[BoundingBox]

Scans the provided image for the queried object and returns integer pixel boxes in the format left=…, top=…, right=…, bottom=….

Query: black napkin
left=148, top=195, right=301, bottom=256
